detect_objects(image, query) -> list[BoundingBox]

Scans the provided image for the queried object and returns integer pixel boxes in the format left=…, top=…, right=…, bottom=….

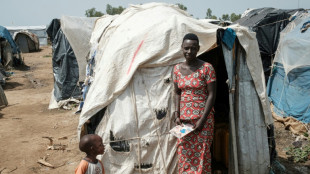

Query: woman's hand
left=174, top=111, right=181, bottom=125
left=193, top=118, right=205, bottom=132
left=175, top=117, right=182, bottom=125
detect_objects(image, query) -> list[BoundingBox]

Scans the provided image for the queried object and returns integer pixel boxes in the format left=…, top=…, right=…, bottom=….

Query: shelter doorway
left=198, top=45, right=230, bottom=173
left=15, top=34, right=29, bottom=53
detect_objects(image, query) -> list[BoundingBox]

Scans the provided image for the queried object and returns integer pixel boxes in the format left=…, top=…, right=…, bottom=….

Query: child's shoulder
left=75, top=159, right=89, bottom=174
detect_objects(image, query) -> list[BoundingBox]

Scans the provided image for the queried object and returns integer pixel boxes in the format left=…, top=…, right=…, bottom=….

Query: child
left=75, top=134, right=105, bottom=174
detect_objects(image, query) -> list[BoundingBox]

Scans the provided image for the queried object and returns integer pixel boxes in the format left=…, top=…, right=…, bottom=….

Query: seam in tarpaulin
left=130, top=81, right=142, bottom=174
left=139, top=70, right=168, bottom=173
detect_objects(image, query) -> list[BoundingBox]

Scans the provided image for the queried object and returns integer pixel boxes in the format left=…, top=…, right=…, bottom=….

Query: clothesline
left=255, top=18, right=290, bottom=28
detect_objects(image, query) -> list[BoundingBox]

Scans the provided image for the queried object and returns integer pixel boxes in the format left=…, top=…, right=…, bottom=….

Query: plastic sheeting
left=14, top=30, right=40, bottom=53
left=61, top=16, right=98, bottom=81
left=78, top=3, right=273, bottom=173
left=0, top=25, right=19, bottom=54
left=6, top=26, right=48, bottom=46
left=46, top=19, right=80, bottom=103
left=274, top=14, right=310, bottom=74
left=235, top=8, right=305, bottom=73
left=268, top=14, right=310, bottom=123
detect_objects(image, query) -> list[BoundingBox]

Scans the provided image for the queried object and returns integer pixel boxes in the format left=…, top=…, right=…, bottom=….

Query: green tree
left=106, top=4, right=125, bottom=15
left=230, top=13, right=241, bottom=22
left=176, top=3, right=187, bottom=11
left=221, top=14, right=230, bottom=21
left=85, top=8, right=104, bottom=17
left=205, top=8, right=217, bottom=19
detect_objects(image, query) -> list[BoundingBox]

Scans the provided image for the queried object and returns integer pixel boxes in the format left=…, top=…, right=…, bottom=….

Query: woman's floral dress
left=173, top=62, right=216, bottom=174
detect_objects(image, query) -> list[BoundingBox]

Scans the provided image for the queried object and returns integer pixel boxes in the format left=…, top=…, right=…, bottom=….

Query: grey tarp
left=61, top=16, right=98, bottom=81
left=46, top=19, right=80, bottom=102
left=222, top=43, right=270, bottom=174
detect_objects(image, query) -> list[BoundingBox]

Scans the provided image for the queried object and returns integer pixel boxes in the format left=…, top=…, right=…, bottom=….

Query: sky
left=1, top=0, right=309, bottom=26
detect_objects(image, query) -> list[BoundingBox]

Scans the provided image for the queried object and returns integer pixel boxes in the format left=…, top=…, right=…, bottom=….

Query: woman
left=173, top=33, right=216, bottom=174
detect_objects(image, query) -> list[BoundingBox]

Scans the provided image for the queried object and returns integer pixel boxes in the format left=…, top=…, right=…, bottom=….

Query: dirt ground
left=0, top=46, right=309, bottom=174
left=0, top=46, right=83, bottom=174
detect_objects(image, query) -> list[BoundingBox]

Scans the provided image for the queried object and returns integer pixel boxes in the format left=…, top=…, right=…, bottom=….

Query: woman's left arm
left=194, top=81, right=217, bottom=131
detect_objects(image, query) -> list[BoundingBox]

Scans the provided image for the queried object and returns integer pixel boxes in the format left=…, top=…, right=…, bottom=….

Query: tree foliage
left=106, top=4, right=125, bottom=15
left=230, top=13, right=241, bottom=22
left=176, top=3, right=187, bottom=11
left=85, top=8, right=104, bottom=17
left=221, top=14, right=230, bottom=21
left=205, top=8, right=217, bottom=19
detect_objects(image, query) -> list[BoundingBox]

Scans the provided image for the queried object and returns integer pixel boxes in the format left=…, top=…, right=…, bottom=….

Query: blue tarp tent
left=267, top=14, right=310, bottom=123
left=0, top=25, right=19, bottom=54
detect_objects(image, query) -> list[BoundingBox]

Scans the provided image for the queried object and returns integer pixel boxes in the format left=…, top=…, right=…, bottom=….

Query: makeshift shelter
left=267, top=13, right=310, bottom=130
left=0, top=25, right=21, bottom=68
left=14, top=30, right=40, bottom=53
left=47, top=16, right=98, bottom=109
left=6, top=26, right=48, bottom=46
left=78, top=3, right=273, bottom=174
left=235, top=7, right=306, bottom=82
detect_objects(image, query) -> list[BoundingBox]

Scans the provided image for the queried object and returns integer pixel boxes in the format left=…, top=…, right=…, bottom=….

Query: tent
left=267, top=13, right=310, bottom=125
left=234, top=7, right=305, bottom=82
left=0, top=25, right=21, bottom=68
left=47, top=16, right=97, bottom=109
left=6, top=25, right=48, bottom=46
left=14, top=30, right=40, bottom=53
left=78, top=3, right=273, bottom=174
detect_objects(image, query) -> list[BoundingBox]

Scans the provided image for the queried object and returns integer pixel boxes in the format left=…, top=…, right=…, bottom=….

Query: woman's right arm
left=172, top=69, right=182, bottom=125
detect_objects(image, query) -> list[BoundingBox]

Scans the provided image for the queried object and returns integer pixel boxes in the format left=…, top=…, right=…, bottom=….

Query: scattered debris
left=0, top=166, right=18, bottom=173
left=42, top=136, right=53, bottom=146
left=58, top=136, right=68, bottom=140
left=292, top=141, right=303, bottom=148
left=11, top=117, right=22, bottom=120
left=47, top=144, right=67, bottom=150
left=37, top=156, right=54, bottom=168
left=0, top=167, right=6, bottom=173
left=42, top=136, right=67, bottom=150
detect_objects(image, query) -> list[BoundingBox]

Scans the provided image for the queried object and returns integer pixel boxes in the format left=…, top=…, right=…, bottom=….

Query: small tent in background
left=47, top=17, right=98, bottom=109
left=0, top=25, right=21, bottom=69
left=78, top=3, right=273, bottom=173
left=14, top=30, right=40, bottom=53
left=234, top=7, right=306, bottom=82
left=267, top=13, right=310, bottom=134
left=6, top=25, right=48, bottom=46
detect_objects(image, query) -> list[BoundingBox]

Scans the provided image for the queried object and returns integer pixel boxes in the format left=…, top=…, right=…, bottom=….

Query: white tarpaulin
left=78, top=3, right=273, bottom=173
left=274, top=13, right=310, bottom=74
left=61, top=16, right=98, bottom=81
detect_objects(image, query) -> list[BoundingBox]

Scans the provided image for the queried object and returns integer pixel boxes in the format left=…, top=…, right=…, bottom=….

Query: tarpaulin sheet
left=268, top=14, right=310, bottom=123
left=0, top=25, right=19, bottom=54
left=268, top=63, right=310, bottom=123
left=235, top=8, right=305, bottom=72
left=46, top=19, right=80, bottom=102
left=61, top=16, right=98, bottom=81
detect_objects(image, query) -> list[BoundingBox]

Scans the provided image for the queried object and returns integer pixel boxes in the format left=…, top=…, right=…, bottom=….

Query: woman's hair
left=182, top=33, right=199, bottom=45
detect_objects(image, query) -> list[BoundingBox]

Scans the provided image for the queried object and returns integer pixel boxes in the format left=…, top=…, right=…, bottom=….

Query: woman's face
left=182, top=39, right=200, bottom=61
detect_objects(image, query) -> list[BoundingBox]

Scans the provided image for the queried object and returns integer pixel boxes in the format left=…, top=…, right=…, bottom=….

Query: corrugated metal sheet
left=5, top=26, right=48, bottom=46
left=222, top=43, right=270, bottom=174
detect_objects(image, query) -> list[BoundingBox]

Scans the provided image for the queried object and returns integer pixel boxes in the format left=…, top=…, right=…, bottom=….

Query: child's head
left=79, top=134, right=105, bottom=156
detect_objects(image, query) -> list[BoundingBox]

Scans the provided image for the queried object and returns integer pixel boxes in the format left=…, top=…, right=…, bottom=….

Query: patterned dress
left=173, top=62, right=216, bottom=174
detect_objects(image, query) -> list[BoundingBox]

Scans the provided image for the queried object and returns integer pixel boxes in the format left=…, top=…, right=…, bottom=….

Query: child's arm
left=75, top=160, right=88, bottom=174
